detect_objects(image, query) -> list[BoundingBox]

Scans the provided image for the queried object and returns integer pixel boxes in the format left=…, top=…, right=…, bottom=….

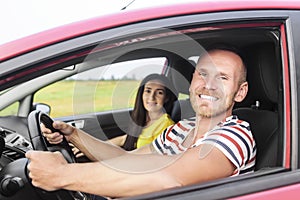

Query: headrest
left=237, top=43, right=279, bottom=110
left=170, top=59, right=195, bottom=95
left=256, top=45, right=279, bottom=103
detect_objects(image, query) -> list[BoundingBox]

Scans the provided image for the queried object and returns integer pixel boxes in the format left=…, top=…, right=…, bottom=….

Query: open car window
left=33, top=57, right=167, bottom=118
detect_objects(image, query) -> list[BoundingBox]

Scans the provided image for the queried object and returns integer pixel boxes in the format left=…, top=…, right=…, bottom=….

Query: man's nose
left=203, top=77, right=217, bottom=90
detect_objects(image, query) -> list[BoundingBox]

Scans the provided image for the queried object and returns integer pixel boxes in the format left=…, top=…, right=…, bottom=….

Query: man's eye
left=198, top=72, right=206, bottom=77
left=219, top=76, right=228, bottom=80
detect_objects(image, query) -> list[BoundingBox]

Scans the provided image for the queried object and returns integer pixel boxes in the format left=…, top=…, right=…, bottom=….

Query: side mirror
left=33, top=103, right=51, bottom=115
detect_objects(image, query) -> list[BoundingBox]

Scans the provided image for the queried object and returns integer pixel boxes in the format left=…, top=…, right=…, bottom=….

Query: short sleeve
left=201, top=122, right=255, bottom=175
left=152, top=118, right=195, bottom=155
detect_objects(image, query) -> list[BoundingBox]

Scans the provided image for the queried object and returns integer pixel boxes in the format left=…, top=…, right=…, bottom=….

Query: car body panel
left=1, top=0, right=300, bottom=61
left=230, top=183, right=300, bottom=200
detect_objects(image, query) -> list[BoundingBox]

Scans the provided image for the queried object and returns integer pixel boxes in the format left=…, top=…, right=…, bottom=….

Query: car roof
left=0, top=0, right=300, bottom=62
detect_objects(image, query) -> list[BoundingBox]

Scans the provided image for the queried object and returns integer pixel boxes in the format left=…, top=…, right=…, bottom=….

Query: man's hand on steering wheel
left=25, top=150, right=68, bottom=191
left=41, top=120, right=74, bottom=145
left=26, top=111, right=85, bottom=200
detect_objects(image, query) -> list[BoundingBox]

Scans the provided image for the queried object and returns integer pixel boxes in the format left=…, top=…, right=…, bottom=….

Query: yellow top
left=136, top=113, right=174, bottom=148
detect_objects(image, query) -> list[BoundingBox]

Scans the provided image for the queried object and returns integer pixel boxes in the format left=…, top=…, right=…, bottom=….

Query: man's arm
left=42, top=121, right=153, bottom=161
left=26, top=143, right=235, bottom=197
left=70, top=128, right=154, bottom=161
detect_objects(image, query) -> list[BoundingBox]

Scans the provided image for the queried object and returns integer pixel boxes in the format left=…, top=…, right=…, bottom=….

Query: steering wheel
left=27, top=110, right=76, bottom=163
left=27, top=110, right=85, bottom=200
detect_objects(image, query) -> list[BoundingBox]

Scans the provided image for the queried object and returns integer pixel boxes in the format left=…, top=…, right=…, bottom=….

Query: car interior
left=167, top=41, right=283, bottom=171
left=0, top=21, right=285, bottom=199
left=114, top=28, right=284, bottom=172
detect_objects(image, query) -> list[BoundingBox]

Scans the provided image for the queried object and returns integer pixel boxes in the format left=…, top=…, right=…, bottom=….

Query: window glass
left=34, top=58, right=167, bottom=118
left=178, top=93, right=189, bottom=100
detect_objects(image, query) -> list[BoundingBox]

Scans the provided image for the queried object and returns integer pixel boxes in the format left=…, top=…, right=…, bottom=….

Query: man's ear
left=234, top=82, right=248, bottom=102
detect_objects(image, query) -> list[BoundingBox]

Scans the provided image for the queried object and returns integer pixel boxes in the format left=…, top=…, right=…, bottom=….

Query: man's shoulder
left=223, top=115, right=251, bottom=129
left=176, top=117, right=196, bottom=129
left=217, top=115, right=254, bottom=143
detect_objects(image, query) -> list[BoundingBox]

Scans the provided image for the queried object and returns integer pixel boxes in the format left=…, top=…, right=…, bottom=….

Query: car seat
left=170, top=58, right=195, bottom=122
left=233, top=43, right=281, bottom=170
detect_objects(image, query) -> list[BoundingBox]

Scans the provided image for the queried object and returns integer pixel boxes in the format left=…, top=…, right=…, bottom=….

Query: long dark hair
left=122, top=74, right=178, bottom=150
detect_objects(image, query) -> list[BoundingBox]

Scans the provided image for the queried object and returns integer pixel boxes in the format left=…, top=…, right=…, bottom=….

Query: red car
left=0, top=1, right=299, bottom=199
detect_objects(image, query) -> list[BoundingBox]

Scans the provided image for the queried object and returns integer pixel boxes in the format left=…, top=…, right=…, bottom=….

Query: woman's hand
left=41, top=121, right=76, bottom=144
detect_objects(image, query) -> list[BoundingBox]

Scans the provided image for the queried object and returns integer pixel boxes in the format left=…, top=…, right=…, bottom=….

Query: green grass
left=28, top=80, right=138, bottom=117
left=33, top=80, right=140, bottom=117
left=0, top=79, right=188, bottom=118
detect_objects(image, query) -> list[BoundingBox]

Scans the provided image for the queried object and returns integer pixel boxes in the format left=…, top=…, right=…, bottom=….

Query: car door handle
left=67, top=120, right=85, bottom=129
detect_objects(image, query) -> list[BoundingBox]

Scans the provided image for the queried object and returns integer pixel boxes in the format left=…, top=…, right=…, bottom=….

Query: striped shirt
left=152, top=115, right=256, bottom=176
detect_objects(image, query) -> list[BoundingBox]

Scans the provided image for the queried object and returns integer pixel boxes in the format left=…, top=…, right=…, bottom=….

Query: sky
left=0, top=0, right=193, bottom=45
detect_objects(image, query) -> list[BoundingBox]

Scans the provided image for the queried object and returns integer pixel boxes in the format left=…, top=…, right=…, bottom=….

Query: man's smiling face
left=189, top=49, right=246, bottom=118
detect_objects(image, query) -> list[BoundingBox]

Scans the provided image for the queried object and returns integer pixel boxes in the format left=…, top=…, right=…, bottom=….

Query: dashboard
left=0, top=126, right=32, bottom=170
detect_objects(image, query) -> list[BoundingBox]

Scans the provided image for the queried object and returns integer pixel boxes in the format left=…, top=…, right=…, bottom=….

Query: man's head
left=189, top=48, right=248, bottom=118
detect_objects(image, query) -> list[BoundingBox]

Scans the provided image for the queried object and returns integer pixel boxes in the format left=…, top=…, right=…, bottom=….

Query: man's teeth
left=200, top=95, right=217, bottom=101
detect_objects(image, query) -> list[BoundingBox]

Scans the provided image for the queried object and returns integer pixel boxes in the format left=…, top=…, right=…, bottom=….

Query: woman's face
left=142, top=80, right=167, bottom=113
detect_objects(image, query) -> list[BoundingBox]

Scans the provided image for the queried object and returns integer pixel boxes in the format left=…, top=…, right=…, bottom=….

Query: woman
left=110, top=74, right=178, bottom=150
